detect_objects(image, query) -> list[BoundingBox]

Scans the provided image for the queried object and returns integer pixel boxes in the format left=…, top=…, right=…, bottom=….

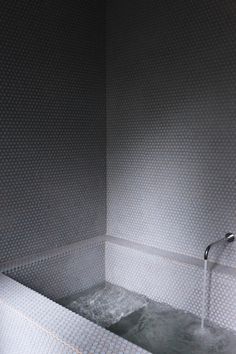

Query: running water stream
left=201, top=259, right=208, bottom=330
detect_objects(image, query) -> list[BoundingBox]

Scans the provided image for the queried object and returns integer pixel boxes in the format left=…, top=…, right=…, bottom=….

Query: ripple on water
left=58, top=282, right=236, bottom=354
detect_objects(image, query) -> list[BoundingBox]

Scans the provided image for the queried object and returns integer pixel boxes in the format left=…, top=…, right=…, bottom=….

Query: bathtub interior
left=3, top=236, right=236, bottom=353
left=57, top=281, right=236, bottom=354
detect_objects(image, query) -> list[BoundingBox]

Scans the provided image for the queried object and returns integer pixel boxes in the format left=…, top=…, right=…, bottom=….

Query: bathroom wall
left=107, top=0, right=236, bottom=266
left=1, top=0, right=106, bottom=263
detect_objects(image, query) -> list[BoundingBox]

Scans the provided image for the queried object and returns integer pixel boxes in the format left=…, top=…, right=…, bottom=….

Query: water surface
left=58, top=282, right=236, bottom=354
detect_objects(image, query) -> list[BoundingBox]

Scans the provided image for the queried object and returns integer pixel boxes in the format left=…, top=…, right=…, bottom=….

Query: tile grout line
left=0, top=297, right=83, bottom=354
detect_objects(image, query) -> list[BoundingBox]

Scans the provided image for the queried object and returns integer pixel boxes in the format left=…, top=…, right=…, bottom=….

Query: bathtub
left=1, top=235, right=236, bottom=353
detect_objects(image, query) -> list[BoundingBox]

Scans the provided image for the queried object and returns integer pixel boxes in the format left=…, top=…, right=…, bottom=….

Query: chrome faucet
left=204, top=232, right=235, bottom=260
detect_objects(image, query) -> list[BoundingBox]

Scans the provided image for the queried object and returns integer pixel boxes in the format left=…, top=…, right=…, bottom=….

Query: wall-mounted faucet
left=204, top=232, right=235, bottom=260
left=201, top=232, right=235, bottom=330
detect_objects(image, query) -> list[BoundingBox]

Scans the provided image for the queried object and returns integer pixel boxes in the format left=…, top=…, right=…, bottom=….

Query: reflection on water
left=58, top=282, right=236, bottom=354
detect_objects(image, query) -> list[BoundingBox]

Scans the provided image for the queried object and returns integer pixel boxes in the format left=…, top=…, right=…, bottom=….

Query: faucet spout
left=204, top=232, right=235, bottom=260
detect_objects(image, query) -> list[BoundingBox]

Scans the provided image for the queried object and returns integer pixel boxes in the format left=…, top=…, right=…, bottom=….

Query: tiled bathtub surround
left=105, top=238, right=236, bottom=332
left=3, top=237, right=106, bottom=300
left=4, top=236, right=236, bottom=334
left=0, top=273, right=148, bottom=354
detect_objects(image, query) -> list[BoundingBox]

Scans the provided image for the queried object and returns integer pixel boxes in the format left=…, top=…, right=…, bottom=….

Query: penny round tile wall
left=107, top=0, right=236, bottom=265
left=1, top=0, right=236, bottom=307
left=1, top=0, right=106, bottom=263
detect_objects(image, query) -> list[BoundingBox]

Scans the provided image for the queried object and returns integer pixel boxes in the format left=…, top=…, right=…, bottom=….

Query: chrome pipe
left=204, top=232, right=235, bottom=260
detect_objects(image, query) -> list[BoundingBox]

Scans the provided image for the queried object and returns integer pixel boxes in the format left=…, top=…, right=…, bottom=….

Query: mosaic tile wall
left=106, top=0, right=236, bottom=266
left=106, top=240, right=236, bottom=331
left=1, top=0, right=106, bottom=263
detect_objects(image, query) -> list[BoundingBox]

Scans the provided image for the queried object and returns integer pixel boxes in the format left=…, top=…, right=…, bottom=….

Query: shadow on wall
left=107, top=0, right=236, bottom=265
